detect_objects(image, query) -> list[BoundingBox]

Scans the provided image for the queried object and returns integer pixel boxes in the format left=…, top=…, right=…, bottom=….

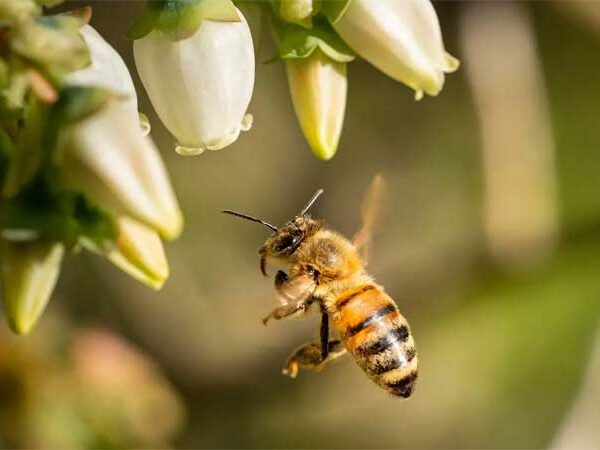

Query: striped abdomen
left=332, top=285, right=418, bottom=398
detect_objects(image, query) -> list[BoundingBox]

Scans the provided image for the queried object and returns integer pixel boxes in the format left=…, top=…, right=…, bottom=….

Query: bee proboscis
left=223, top=176, right=417, bottom=398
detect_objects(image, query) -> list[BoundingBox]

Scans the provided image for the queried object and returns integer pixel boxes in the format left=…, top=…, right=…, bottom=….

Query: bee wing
left=276, top=272, right=317, bottom=305
left=353, top=174, right=385, bottom=264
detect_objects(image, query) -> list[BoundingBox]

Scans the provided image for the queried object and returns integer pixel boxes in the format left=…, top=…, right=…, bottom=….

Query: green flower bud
left=279, top=0, right=317, bottom=27
left=0, top=0, right=40, bottom=24
left=286, top=50, right=347, bottom=160
left=103, top=216, right=169, bottom=290
left=1, top=240, right=64, bottom=335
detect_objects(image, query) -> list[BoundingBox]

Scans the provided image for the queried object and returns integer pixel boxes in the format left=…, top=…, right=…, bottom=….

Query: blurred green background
left=2, top=1, right=600, bottom=448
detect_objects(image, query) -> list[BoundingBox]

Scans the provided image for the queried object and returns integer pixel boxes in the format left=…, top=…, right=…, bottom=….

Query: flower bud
left=1, top=240, right=64, bottom=335
left=328, top=0, right=459, bottom=98
left=279, top=0, right=316, bottom=27
left=286, top=50, right=347, bottom=160
left=102, top=217, right=169, bottom=290
left=133, top=7, right=255, bottom=155
left=62, top=99, right=183, bottom=240
left=0, top=0, right=39, bottom=23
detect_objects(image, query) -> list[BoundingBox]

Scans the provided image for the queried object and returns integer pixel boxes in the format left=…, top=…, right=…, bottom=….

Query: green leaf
left=128, top=0, right=240, bottom=41
left=321, top=0, right=351, bottom=24
left=275, top=18, right=354, bottom=63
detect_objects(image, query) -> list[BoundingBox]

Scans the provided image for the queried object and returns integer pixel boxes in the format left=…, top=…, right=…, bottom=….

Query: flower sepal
left=273, top=17, right=354, bottom=63
left=128, top=0, right=240, bottom=41
left=320, top=0, right=351, bottom=24
left=11, top=11, right=90, bottom=78
left=2, top=86, right=112, bottom=200
left=0, top=178, right=118, bottom=251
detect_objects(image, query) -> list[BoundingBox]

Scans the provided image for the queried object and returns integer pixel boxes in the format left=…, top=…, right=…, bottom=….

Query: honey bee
left=223, top=176, right=417, bottom=398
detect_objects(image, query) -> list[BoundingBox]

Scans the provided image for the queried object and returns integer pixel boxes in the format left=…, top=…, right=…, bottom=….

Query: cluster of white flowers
left=0, top=2, right=181, bottom=334
left=0, top=0, right=457, bottom=335
left=128, top=0, right=458, bottom=160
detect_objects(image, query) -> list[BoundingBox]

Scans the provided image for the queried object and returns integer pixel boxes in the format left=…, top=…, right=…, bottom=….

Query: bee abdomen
left=359, top=320, right=418, bottom=398
left=333, top=285, right=418, bottom=398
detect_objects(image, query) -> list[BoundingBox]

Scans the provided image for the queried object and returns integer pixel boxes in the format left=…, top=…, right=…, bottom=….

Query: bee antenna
left=222, top=210, right=278, bottom=232
left=299, top=189, right=324, bottom=216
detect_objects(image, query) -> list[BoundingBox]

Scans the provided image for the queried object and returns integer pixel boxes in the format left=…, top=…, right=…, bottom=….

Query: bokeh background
left=2, top=1, right=600, bottom=448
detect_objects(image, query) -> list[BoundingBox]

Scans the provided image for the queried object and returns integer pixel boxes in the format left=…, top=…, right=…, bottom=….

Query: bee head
left=258, top=215, right=322, bottom=272
left=222, top=189, right=324, bottom=276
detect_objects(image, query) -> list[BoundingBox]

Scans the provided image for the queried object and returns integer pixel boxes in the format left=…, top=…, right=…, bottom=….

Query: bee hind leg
left=282, top=340, right=347, bottom=378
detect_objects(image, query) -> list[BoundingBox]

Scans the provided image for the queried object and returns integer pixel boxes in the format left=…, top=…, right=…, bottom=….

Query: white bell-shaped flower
left=133, top=7, right=255, bottom=155
left=62, top=99, right=183, bottom=240
left=64, top=25, right=182, bottom=239
left=330, top=0, right=459, bottom=98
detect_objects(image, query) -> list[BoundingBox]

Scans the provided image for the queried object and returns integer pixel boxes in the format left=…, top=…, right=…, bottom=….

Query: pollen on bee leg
left=282, top=360, right=299, bottom=378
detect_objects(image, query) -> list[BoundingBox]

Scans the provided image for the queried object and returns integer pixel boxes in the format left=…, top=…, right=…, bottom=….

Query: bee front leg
left=282, top=340, right=347, bottom=378
left=262, top=270, right=316, bottom=325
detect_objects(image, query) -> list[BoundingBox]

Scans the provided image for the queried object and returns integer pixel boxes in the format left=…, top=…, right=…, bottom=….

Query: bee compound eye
left=273, top=236, right=294, bottom=253
left=273, top=232, right=303, bottom=254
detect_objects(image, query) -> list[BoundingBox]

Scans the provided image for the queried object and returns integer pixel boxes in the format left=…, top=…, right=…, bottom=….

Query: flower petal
left=63, top=99, right=183, bottom=240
